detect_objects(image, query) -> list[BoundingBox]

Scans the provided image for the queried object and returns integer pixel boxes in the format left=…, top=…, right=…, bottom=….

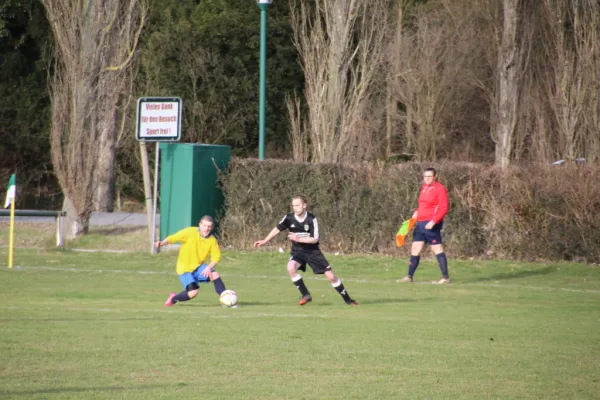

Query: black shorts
left=413, top=221, right=444, bottom=245
left=290, top=250, right=332, bottom=274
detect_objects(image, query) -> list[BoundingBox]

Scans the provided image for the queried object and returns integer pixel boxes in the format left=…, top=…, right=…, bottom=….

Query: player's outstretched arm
left=253, top=227, right=281, bottom=248
left=156, top=228, right=189, bottom=248
left=155, top=238, right=169, bottom=248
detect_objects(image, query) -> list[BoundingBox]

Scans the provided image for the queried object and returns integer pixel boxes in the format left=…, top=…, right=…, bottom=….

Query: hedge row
left=218, top=159, right=600, bottom=263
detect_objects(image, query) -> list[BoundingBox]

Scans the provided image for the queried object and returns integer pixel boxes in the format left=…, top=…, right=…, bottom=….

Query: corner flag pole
left=4, top=174, right=16, bottom=268
left=8, top=195, right=15, bottom=268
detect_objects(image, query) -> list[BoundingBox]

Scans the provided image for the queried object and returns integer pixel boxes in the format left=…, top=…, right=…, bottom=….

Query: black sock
left=436, top=253, right=449, bottom=278
left=292, top=276, right=310, bottom=297
left=332, top=280, right=352, bottom=303
left=212, top=277, right=226, bottom=295
left=172, top=291, right=191, bottom=303
left=408, top=255, right=420, bottom=277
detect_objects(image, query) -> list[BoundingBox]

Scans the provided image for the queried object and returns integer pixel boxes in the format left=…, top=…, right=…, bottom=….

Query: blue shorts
left=413, top=221, right=444, bottom=245
left=178, top=264, right=213, bottom=289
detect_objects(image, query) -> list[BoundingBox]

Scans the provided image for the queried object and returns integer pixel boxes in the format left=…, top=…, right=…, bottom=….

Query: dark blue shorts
left=413, top=221, right=444, bottom=245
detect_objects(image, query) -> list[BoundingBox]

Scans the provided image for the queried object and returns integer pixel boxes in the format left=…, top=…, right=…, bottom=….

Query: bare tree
left=42, top=0, right=146, bottom=237
left=290, top=0, right=390, bottom=163
left=387, top=0, right=412, bottom=158
left=286, top=94, right=309, bottom=162
left=493, top=0, right=532, bottom=169
left=388, top=1, right=480, bottom=161
left=538, top=0, right=600, bottom=162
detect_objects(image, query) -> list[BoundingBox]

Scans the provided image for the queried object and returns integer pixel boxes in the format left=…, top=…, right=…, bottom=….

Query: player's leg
left=190, top=264, right=227, bottom=295
left=397, top=243, right=424, bottom=283
left=208, top=270, right=227, bottom=295
left=398, top=222, right=427, bottom=282
left=165, top=272, right=199, bottom=306
left=323, top=270, right=359, bottom=306
left=287, top=256, right=311, bottom=305
left=431, top=244, right=449, bottom=282
left=309, top=252, right=358, bottom=306
left=428, top=222, right=449, bottom=283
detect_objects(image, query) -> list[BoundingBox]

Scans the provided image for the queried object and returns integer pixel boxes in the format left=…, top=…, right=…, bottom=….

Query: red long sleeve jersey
left=417, top=181, right=449, bottom=224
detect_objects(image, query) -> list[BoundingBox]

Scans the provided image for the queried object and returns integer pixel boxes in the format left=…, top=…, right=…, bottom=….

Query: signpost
left=136, top=97, right=182, bottom=253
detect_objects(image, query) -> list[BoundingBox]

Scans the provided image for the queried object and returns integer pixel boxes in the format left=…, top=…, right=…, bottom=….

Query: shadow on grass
left=246, top=298, right=420, bottom=307
left=232, top=301, right=363, bottom=307
left=351, top=298, right=418, bottom=305
left=232, top=301, right=280, bottom=307
left=462, top=266, right=555, bottom=283
left=180, top=301, right=281, bottom=307
left=0, top=382, right=187, bottom=397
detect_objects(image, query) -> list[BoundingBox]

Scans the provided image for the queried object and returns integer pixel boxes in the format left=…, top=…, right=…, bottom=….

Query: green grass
left=0, top=237, right=599, bottom=399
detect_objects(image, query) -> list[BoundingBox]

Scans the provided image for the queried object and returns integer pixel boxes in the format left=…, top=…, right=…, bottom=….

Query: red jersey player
left=398, top=168, right=450, bottom=284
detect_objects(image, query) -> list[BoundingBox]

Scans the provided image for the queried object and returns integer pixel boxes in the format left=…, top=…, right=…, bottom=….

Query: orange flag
left=395, top=218, right=416, bottom=247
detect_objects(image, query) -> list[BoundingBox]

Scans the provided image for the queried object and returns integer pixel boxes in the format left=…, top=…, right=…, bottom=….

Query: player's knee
left=431, top=244, right=444, bottom=255
left=286, top=263, right=298, bottom=275
left=324, top=271, right=336, bottom=282
left=210, top=271, right=220, bottom=280
left=411, top=242, right=424, bottom=255
left=185, top=282, right=199, bottom=298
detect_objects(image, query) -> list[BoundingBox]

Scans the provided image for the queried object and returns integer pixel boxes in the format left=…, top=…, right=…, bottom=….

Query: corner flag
left=395, top=217, right=416, bottom=247
left=4, top=174, right=15, bottom=208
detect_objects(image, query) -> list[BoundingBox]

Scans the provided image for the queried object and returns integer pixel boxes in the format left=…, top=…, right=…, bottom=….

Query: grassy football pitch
left=1, top=242, right=599, bottom=399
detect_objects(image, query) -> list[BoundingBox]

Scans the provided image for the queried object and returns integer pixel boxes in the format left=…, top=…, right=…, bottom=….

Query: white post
left=152, top=142, right=160, bottom=254
left=140, top=141, right=155, bottom=253
left=56, top=213, right=64, bottom=247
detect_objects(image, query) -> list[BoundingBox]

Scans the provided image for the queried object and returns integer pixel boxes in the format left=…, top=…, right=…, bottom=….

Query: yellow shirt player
left=155, top=215, right=228, bottom=306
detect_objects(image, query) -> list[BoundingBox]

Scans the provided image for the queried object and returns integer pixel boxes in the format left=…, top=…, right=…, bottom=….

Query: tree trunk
left=386, top=85, right=392, bottom=157
left=494, top=0, right=522, bottom=169
left=94, top=115, right=118, bottom=212
left=62, top=196, right=89, bottom=239
left=405, top=104, right=413, bottom=154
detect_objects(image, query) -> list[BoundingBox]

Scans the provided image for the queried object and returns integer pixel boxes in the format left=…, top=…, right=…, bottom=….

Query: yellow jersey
left=166, top=227, right=221, bottom=274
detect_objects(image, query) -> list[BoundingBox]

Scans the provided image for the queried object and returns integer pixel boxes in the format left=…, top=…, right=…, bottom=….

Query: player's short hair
left=199, top=215, right=214, bottom=224
left=424, top=167, right=437, bottom=177
left=292, top=194, right=308, bottom=205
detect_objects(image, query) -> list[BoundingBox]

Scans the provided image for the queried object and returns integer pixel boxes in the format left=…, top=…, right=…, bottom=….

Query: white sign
left=136, top=97, right=182, bottom=141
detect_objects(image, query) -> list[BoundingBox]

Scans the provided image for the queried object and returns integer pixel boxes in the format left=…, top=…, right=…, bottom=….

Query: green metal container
left=159, top=143, right=231, bottom=239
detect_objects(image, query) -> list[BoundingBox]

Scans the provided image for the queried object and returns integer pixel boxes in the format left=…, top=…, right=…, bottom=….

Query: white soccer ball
left=219, top=290, right=238, bottom=307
